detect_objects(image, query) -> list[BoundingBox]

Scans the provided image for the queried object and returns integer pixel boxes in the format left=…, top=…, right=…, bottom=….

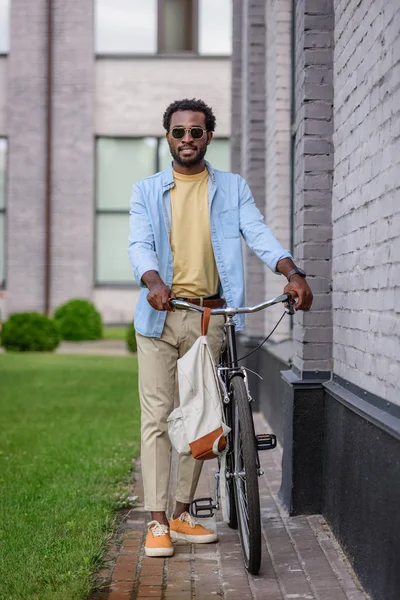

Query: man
left=128, top=98, right=313, bottom=557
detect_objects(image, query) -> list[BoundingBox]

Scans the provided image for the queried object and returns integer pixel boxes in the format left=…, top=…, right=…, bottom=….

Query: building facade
left=0, top=0, right=232, bottom=323
left=233, top=2, right=400, bottom=600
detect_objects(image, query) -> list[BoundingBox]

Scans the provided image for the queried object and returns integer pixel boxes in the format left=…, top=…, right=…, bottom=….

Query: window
left=96, top=137, right=157, bottom=284
left=0, top=138, right=6, bottom=286
left=95, top=0, right=157, bottom=54
left=96, top=136, right=230, bottom=285
left=199, top=0, right=232, bottom=55
left=0, top=0, right=9, bottom=53
left=95, top=0, right=232, bottom=55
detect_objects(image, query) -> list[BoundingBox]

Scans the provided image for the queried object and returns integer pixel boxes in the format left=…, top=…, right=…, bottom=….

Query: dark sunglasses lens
left=171, top=128, right=185, bottom=139
left=190, top=127, right=205, bottom=139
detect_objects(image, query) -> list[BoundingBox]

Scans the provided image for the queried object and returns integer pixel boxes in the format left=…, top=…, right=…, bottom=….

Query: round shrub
left=54, top=299, right=103, bottom=341
left=1, top=312, right=60, bottom=352
left=126, top=323, right=137, bottom=353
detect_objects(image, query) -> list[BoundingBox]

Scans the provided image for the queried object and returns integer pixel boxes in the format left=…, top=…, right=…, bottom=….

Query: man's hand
left=141, top=270, right=176, bottom=311
left=147, top=282, right=176, bottom=312
left=284, top=275, right=313, bottom=311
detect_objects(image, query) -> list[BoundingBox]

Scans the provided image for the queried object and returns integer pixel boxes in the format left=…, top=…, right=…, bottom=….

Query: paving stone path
left=90, top=414, right=368, bottom=600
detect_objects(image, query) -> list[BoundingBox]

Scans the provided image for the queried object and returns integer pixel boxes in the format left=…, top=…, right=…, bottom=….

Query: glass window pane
left=97, top=138, right=157, bottom=210
left=96, top=214, right=134, bottom=284
left=95, top=0, right=157, bottom=54
left=0, top=213, right=4, bottom=285
left=158, top=138, right=172, bottom=172
left=162, top=0, right=194, bottom=53
left=0, top=0, right=9, bottom=53
left=159, top=137, right=230, bottom=171
left=199, top=0, right=232, bottom=55
left=205, top=139, right=230, bottom=171
left=0, top=138, right=6, bottom=209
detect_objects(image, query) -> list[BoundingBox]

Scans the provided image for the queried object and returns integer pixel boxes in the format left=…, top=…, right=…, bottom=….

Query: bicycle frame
left=170, top=291, right=294, bottom=473
left=170, top=292, right=294, bottom=574
left=171, top=291, right=294, bottom=372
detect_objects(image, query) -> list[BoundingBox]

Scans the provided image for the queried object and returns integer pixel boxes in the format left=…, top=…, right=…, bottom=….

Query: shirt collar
left=161, top=159, right=215, bottom=188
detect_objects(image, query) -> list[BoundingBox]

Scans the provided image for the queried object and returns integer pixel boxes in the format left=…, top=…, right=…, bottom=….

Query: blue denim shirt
left=128, top=161, right=292, bottom=337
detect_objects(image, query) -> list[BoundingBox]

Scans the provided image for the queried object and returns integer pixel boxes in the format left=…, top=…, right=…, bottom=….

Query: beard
left=168, top=141, right=208, bottom=168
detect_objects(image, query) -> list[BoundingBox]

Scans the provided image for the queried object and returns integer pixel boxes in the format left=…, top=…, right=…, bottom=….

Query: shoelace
left=147, top=520, right=169, bottom=537
left=178, top=511, right=197, bottom=529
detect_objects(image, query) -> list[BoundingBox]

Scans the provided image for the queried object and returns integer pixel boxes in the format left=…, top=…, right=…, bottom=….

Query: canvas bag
left=167, top=308, right=230, bottom=460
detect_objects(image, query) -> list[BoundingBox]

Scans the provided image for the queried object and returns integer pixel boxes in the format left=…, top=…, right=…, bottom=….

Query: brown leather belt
left=178, top=297, right=226, bottom=308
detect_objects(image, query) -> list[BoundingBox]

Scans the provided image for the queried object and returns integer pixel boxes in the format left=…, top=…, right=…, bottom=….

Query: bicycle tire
left=231, top=375, right=262, bottom=574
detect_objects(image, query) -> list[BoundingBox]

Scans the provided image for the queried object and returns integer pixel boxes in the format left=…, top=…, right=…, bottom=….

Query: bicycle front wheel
left=231, top=375, right=262, bottom=575
left=219, top=400, right=237, bottom=529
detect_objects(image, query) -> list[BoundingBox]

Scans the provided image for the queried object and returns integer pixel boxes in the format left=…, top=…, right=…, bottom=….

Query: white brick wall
left=50, top=0, right=94, bottom=310
left=333, top=0, right=400, bottom=404
left=93, top=288, right=140, bottom=324
left=264, top=0, right=292, bottom=340
left=6, top=0, right=47, bottom=314
left=96, top=58, right=231, bottom=137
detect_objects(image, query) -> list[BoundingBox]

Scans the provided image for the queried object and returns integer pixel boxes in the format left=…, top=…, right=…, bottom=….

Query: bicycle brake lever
left=285, top=296, right=295, bottom=315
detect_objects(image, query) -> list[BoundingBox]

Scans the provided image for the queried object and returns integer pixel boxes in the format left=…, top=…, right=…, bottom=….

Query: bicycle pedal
left=256, top=433, right=277, bottom=451
left=189, top=497, right=216, bottom=519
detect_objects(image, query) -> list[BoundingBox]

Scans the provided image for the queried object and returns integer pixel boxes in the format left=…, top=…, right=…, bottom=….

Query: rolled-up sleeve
left=238, top=177, right=292, bottom=273
left=128, top=183, right=159, bottom=287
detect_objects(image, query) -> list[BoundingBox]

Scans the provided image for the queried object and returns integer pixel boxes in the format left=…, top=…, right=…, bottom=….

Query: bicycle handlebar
left=169, top=292, right=295, bottom=316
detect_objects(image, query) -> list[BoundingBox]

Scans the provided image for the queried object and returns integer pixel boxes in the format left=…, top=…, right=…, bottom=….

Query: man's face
left=166, top=110, right=213, bottom=168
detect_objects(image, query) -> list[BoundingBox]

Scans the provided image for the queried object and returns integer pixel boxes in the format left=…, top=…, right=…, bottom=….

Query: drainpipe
left=289, top=0, right=296, bottom=332
left=290, top=0, right=296, bottom=257
left=45, top=0, right=53, bottom=315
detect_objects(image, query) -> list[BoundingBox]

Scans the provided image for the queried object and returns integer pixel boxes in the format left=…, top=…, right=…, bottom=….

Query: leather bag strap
left=201, top=307, right=211, bottom=336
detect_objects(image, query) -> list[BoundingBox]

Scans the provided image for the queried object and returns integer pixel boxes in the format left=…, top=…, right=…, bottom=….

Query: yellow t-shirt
left=170, top=168, right=219, bottom=297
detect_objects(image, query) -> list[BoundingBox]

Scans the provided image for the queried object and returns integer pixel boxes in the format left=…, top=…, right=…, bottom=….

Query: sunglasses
left=170, top=127, right=207, bottom=140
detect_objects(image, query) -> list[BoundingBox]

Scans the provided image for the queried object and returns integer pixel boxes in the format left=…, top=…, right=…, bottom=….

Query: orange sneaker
left=170, top=511, right=218, bottom=544
left=145, top=520, right=174, bottom=557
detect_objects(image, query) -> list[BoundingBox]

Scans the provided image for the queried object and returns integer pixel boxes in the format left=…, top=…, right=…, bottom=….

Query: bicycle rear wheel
left=231, top=375, right=261, bottom=574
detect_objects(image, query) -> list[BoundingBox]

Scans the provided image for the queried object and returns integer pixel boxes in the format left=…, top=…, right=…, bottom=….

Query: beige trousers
left=136, top=310, right=225, bottom=511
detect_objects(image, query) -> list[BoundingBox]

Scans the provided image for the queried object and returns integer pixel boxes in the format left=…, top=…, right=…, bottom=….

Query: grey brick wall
left=230, top=0, right=242, bottom=174
left=292, top=0, right=334, bottom=374
left=264, top=0, right=292, bottom=339
left=6, top=0, right=47, bottom=312
left=332, top=0, right=400, bottom=404
left=238, top=0, right=267, bottom=336
left=50, top=0, right=94, bottom=310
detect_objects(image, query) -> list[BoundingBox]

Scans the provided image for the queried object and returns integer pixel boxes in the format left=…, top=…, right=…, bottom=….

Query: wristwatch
left=286, top=267, right=306, bottom=282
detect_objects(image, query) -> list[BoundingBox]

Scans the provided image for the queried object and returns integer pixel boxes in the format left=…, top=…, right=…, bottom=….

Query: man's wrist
left=286, top=267, right=307, bottom=282
left=288, top=273, right=307, bottom=284
left=141, top=270, right=164, bottom=290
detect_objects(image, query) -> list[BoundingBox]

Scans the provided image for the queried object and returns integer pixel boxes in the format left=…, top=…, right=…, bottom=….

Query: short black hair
left=163, top=98, right=216, bottom=132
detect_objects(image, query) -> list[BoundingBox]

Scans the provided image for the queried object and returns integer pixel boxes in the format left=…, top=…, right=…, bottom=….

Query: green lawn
left=0, top=353, right=140, bottom=600
left=102, top=326, right=128, bottom=341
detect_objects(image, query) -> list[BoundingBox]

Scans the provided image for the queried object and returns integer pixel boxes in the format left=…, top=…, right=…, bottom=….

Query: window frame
left=95, top=0, right=231, bottom=59
left=0, top=136, right=7, bottom=289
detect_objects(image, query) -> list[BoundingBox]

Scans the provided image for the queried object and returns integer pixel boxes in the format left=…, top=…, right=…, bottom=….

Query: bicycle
left=170, top=292, right=294, bottom=575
